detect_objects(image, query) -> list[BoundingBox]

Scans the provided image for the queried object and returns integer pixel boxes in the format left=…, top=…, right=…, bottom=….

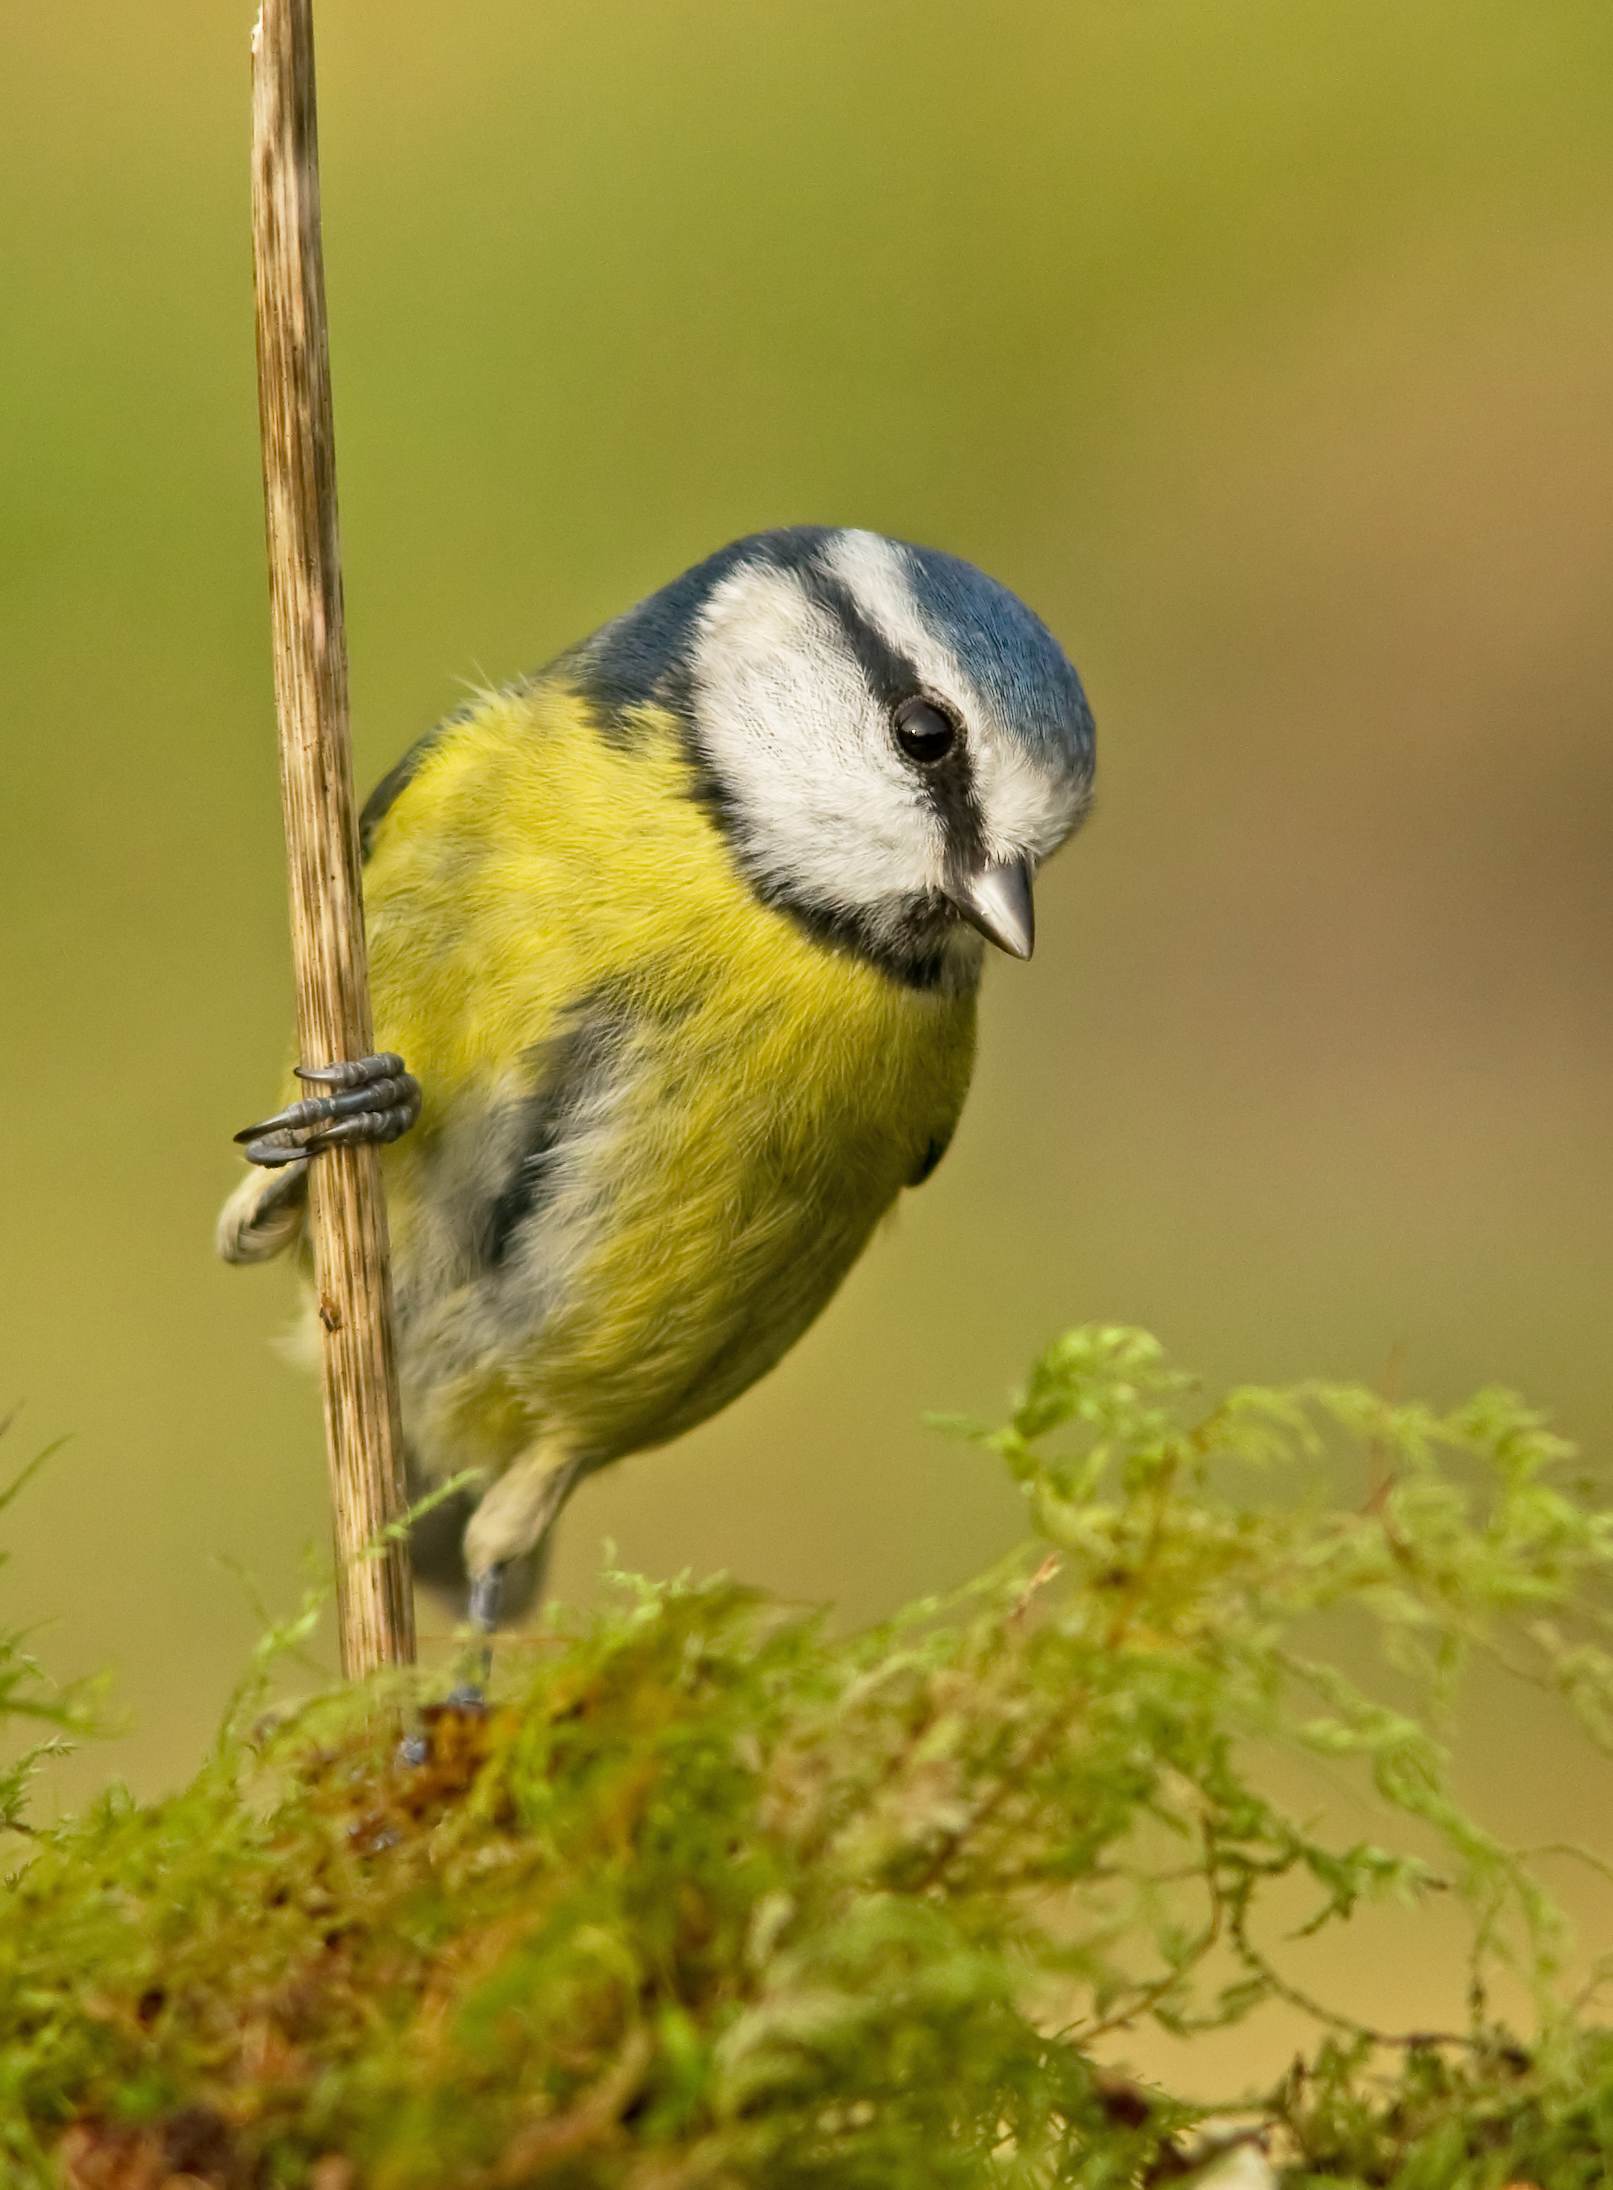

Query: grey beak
left=948, top=855, right=1035, bottom=960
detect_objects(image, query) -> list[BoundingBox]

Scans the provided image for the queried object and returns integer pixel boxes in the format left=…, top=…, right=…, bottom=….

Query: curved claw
left=234, top=1078, right=413, bottom=1146
left=296, top=1052, right=407, bottom=1089
left=237, top=1132, right=312, bottom=1170
left=232, top=1052, right=420, bottom=1169
left=302, top=1107, right=416, bottom=1154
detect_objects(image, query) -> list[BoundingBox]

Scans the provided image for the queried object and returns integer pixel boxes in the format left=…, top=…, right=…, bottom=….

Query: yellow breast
left=362, top=683, right=978, bottom=1472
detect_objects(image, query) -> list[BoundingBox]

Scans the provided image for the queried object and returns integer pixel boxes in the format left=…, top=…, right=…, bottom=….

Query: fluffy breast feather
left=361, top=682, right=979, bottom=1475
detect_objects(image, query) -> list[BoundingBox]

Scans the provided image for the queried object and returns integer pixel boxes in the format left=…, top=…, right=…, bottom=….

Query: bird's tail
left=216, top=1159, right=544, bottom=1623
left=215, top=1161, right=309, bottom=1265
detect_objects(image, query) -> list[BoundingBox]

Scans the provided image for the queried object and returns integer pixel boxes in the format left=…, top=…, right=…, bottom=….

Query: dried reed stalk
left=249, top=0, right=414, bottom=1675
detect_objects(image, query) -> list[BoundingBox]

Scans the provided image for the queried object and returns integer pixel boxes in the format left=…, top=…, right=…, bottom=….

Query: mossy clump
left=3, top=1329, right=1611, bottom=2187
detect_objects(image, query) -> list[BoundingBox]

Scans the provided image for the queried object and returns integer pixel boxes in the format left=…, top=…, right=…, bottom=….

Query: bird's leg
left=397, top=1562, right=511, bottom=1760
left=468, top=1564, right=507, bottom=1635
left=233, top=1052, right=421, bottom=1167
left=433, top=1453, right=578, bottom=1713
left=397, top=1566, right=507, bottom=1761
left=442, top=1564, right=505, bottom=1709
left=401, top=1460, right=574, bottom=1762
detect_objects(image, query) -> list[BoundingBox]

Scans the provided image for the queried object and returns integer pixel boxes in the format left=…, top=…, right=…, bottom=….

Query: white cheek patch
left=972, top=736, right=1090, bottom=867
left=691, top=563, right=945, bottom=914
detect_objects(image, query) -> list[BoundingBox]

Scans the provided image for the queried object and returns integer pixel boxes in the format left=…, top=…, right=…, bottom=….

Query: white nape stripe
left=825, top=530, right=981, bottom=724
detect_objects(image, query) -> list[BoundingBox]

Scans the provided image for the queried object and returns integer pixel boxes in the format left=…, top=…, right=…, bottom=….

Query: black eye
left=893, top=695, right=958, bottom=765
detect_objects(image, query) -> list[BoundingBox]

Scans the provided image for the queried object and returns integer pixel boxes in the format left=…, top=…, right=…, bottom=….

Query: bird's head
left=570, top=526, right=1096, bottom=987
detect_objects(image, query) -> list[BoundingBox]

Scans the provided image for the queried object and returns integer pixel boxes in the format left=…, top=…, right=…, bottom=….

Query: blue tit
left=220, top=526, right=1095, bottom=1628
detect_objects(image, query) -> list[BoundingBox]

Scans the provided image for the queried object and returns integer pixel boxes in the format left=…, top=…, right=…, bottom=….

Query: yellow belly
left=525, top=966, right=972, bottom=1459
left=362, top=682, right=978, bottom=1480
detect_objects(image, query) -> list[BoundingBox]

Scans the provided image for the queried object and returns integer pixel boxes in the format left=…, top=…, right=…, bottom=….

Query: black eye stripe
left=803, top=565, right=914, bottom=705
left=802, top=553, right=988, bottom=873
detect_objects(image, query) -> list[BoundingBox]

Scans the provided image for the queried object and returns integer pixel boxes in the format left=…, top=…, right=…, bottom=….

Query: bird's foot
left=436, top=1565, right=506, bottom=1712
left=234, top=1052, right=420, bottom=1167
left=395, top=1574, right=503, bottom=1764
left=396, top=1688, right=492, bottom=1774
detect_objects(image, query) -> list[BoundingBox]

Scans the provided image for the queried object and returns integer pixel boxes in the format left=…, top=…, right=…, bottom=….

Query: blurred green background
left=5, top=0, right=1610, bottom=2083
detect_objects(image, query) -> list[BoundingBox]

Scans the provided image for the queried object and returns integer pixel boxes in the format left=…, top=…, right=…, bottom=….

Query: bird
left=218, top=525, right=1096, bottom=1632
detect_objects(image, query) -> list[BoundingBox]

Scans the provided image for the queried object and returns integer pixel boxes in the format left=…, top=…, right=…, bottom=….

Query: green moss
left=4, top=1329, right=1611, bottom=2186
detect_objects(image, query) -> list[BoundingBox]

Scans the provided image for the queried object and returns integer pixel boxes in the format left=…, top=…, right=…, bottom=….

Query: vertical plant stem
left=249, top=0, right=415, bottom=1676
